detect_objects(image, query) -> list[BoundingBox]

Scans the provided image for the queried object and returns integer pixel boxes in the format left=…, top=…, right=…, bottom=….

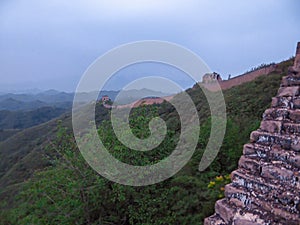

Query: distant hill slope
left=0, top=112, right=72, bottom=189
left=0, top=107, right=69, bottom=130
left=0, top=97, right=72, bottom=111
left=0, top=98, right=48, bottom=111
left=0, top=103, right=111, bottom=190
left=0, top=129, right=20, bottom=142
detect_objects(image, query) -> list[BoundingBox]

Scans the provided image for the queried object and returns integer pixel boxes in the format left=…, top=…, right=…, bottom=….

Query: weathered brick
left=243, top=144, right=256, bottom=155
left=204, top=214, right=226, bottom=225
left=225, top=184, right=249, bottom=208
left=277, top=86, right=300, bottom=97
left=292, top=97, right=300, bottom=109
left=291, top=155, right=300, bottom=168
left=262, top=108, right=289, bottom=121
left=250, top=131, right=292, bottom=149
left=261, top=165, right=293, bottom=181
left=238, top=156, right=260, bottom=174
left=271, top=97, right=279, bottom=107
left=231, top=170, right=278, bottom=193
left=282, top=122, right=300, bottom=134
left=233, top=219, right=262, bottom=225
left=260, top=120, right=282, bottom=133
left=215, top=199, right=236, bottom=224
left=272, top=207, right=300, bottom=223
left=271, top=97, right=292, bottom=108
left=281, top=76, right=300, bottom=87
left=289, top=110, right=300, bottom=122
left=291, top=140, right=300, bottom=152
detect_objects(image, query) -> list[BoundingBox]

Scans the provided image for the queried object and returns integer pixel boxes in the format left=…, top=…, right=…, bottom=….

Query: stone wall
left=204, top=42, right=300, bottom=225
left=202, top=64, right=279, bottom=92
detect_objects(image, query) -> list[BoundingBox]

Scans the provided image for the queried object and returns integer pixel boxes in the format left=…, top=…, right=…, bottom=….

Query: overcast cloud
left=0, top=0, right=299, bottom=91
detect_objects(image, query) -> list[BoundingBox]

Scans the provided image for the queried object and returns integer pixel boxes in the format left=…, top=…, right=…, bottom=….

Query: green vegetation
left=0, top=107, right=68, bottom=130
left=0, top=129, right=20, bottom=142
left=0, top=59, right=293, bottom=224
left=207, top=174, right=231, bottom=199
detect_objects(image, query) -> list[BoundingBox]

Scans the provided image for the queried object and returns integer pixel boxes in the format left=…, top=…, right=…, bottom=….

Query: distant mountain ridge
left=0, top=88, right=172, bottom=141
left=0, top=89, right=172, bottom=111
left=0, top=92, right=73, bottom=103
left=0, top=88, right=42, bottom=95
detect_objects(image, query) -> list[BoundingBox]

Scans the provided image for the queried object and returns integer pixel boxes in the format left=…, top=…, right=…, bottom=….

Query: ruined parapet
left=201, top=64, right=279, bottom=92
left=204, top=43, right=300, bottom=225
left=202, top=72, right=222, bottom=84
left=288, top=42, right=300, bottom=76
left=294, top=42, right=300, bottom=71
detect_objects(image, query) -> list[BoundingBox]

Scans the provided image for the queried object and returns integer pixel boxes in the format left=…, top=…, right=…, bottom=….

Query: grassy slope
left=0, top=129, right=20, bottom=142
left=0, top=103, right=111, bottom=193
left=0, top=112, right=71, bottom=187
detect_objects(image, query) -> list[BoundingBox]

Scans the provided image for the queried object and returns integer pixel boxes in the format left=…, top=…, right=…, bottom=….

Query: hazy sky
left=1, top=0, right=300, bottom=92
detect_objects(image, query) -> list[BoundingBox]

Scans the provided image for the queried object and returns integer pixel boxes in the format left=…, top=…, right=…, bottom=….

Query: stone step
left=225, top=183, right=300, bottom=224
left=240, top=148, right=298, bottom=172
left=282, top=122, right=300, bottom=135
left=262, top=108, right=290, bottom=121
left=259, top=120, right=283, bottom=134
left=237, top=155, right=300, bottom=188
left=243, top=143, right=271, bottom=157
left=243, top=143, right=300, bottom=169
left=277, top=86, right=300, bottom=97
left=260, top=119, right=300, bottom=136
left=232, top=217, right=277, bottom=225
left=215, top=198, right=238, bottom=224
left=283, top=111, right=300, bottom=124
left=250, top=130, right=300, bottom=152
left=281, top=75, right=300, bottom=87
left=237, top=155, right=261, bottom=175
left=214, top=198, right=270, bottom=225
left=271, top=96, right=300, bottom=109
left=231, top=169, right=280, bottom=194
left=230, top=170, right=300, bottom=211
left=203, top=213, right=226, bottom=225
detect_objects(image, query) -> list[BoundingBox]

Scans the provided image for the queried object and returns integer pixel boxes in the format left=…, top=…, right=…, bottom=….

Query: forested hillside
left=0, top=59, right=293, bottom=225
left=0, top=107, right=68, bottom=130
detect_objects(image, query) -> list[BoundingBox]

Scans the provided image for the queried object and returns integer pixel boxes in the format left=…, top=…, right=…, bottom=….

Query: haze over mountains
left=0, top=88, right=171, bottom=142
left=0, top=88, right=172, bottom=110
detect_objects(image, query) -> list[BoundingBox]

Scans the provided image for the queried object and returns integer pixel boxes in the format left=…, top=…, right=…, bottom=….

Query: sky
left=0, top=0, right=300, bottom=92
